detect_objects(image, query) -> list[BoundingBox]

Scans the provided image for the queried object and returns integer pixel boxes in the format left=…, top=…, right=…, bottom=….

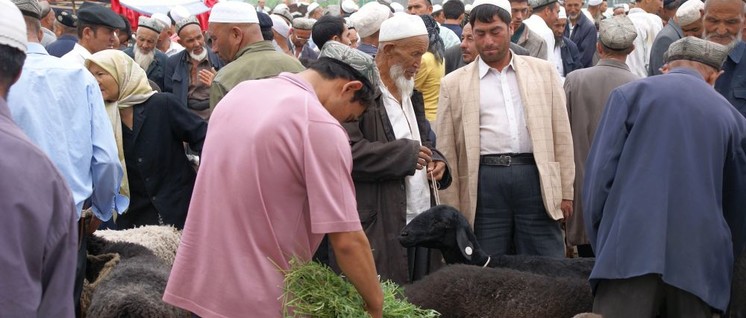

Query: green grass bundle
left=281, top=258, right=440, bottom=318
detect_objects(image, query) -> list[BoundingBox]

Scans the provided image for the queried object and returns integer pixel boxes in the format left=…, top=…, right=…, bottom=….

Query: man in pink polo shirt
left=163, top=41, right=384, bottom=318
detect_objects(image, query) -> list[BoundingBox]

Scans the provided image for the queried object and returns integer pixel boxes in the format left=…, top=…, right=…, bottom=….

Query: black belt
left=480, top=153, right=535, bottom=166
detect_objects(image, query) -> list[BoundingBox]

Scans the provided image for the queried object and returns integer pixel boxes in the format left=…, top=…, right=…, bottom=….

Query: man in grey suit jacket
left=563, top=16, right=639, bottom=257
left=648, top=0, right=685, bottom=75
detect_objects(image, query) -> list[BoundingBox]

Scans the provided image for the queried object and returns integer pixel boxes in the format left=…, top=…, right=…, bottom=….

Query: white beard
left=134, top=46, right=155, bottom=71
left=189, top=47, right=208, bottom=62
left=389, top=64, right=415, bottom=99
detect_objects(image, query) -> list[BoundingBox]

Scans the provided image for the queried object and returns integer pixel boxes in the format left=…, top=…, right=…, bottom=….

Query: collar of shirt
left=478, top=51, right=516, bottom=78
left=236, top=41, right=277, bottom=60
left=27, top=42, right=49, bottom=55
left=628, top=7, right=646, bottom=15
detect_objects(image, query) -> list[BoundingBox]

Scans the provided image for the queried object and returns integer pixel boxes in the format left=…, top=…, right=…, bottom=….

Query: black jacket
left=119, top=93, right=206, bottom=229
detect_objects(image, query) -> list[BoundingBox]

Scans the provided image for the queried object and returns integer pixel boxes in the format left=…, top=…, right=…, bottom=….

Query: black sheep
left=399, top=205, right=594, bottom=280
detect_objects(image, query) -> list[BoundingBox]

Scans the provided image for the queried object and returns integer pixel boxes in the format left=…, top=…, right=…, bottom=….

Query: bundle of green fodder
left=282, top=259, right=440, bottom=318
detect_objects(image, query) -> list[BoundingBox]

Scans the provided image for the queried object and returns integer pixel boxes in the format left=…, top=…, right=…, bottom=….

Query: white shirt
left=478, top=55, right=533, bottom=155
left=61, top=43, right=92, bottom=66
left=524, top=15, right=556, bottom=63
left=380, top=82, right=431, bottom=223
left=553, top=42, right=564, bottom=80
left=164, top=40, right=185, bottom=57
left=626, top=8, right=663, bottom=78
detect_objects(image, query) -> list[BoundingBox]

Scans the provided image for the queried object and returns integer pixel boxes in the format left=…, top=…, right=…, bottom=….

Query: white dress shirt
left=626, top=8, right=663, bottom=78
left=61, top=43, right=91, bottom=66
left=380, top=82, right=431, bottom=223
left=478, top=55, right=533, bottom=155
left=164, top=40, right=185, bottom=57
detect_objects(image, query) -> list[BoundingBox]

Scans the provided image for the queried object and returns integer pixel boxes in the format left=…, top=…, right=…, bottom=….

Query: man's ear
left=342, top=80, right=363, bottom=94
left=83, top=26, right=94, bottom=40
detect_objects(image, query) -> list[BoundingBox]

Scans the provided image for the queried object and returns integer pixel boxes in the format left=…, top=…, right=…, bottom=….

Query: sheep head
left=399, top=205, right=484, bottom=265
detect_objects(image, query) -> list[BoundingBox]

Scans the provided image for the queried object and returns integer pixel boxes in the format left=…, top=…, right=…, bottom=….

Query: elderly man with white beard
left=338, top=14, right=451, bottom=285
left=123, top=16, right=168, bottom=91
left=164, top=16, right=224, bottom=120
left=709, top=0, right=746, bottom=119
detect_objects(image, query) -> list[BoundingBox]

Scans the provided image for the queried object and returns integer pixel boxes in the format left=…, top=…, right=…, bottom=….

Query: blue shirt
left=45, top=34, right=77, bottom=58
left=7, top=43, right=128, bottom=221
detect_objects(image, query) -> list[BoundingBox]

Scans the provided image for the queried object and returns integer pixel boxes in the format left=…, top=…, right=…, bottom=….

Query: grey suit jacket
left=563, top=59, right=639, bottom=245
left=648, top=20, right=683, bottom=76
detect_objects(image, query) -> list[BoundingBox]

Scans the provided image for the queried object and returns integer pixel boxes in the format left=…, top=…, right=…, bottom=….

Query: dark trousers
left=474, top=163, right=564, bottom=257
left=75, top=219, right=88, bottom=318
left=593, top=274, right=717, bottom=318
left=577, top=244, right=595, bottom=257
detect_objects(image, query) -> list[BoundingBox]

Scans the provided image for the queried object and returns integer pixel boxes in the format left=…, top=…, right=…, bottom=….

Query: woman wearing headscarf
left=86, top=49, right=207, bottom=230
left=415, top=14, right=446, bottom=124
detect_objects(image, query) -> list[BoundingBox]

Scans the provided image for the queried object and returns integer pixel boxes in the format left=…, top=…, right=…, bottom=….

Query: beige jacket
left=435, top=53, right=574, bottom=225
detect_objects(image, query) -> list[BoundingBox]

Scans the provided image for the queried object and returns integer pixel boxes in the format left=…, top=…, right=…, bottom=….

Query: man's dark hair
left=664, top=0, right=684, bottom=10
left=311, top=15, right=346, bottom=50
left=119, top=15, right=132, bottom=42
left=77, top=21, right=100, bottom=38
left=443, top=1, right=465, bottom=20
left=0, top=45, right=26, bottom=92
left=261, top=27, right=275, bottom=41
left=307, top=57, right=377, bottom=108
left=599, top=42, right=634, bottom=56
left=469, top=4, right=511, bottom=27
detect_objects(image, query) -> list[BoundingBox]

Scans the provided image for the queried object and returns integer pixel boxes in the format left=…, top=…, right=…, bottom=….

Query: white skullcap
left=0, top=0, right=26, bottom=52
left=152, top=12, right=171, bottom=27
left=273, top=3, right=289, bottom=12
left=379, top=14, right=428, bottom=42
left=588, top=0, right=602, bottom=6
left=472, top=0, right=512, bottom=18
left=433, top=4, right=443, bottom=12
left=558, top=6, right=567, bottom=19
left=464, top=3, right=473, bottom=12
left=390, top=2, right=404, bottom=12
left=209, top=1, right=259, bottom=24
left=350, top=2, right=391, bottom=38
left=169, top=6, right=191, bottom=23
left=676, top=0, right=704, bottom=27
left=307, top=2, right=320, bottom=15
left=270, top=14, right=290, bottom=38
left=341, top=0, right=359, bottom=13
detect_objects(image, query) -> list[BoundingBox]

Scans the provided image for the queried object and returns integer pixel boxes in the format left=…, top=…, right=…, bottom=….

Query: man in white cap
left=509, top=0, right=549, bottom=59
left=350, top=1, right=391, bottom=56
left=342, top=13, right=450, bottom=285
left=341, top=0, right=359, bottom=17
left=270, top=14, right=292, bottom=54
left=164, top=41, right=384, bottom=318
left=563, top=16, right=639, bottom=259
left=564, top=0, right=597, bottom=68
left=152, top=12, right=185, bottom=57
left=552, top=6, right=582, bottom=78
left=432, top=4, right=445, bottom=24
left=523, top=0, right=560, bottom=68
left=625, top=0, right=663, bottom=77
left=208, top=1, right=304, bottom=113
left=407, top=0, right=461, bottom=48
left=307, top=2, right=324, bottom=19
left=676, top=0, right=703, bottom=38
left=61, top=4, right=125, bottom=65
left=0, top=0, right=78, bottom=316
left=164, top=16, right=224, bottom=120
left=437, top=0, right=574, bottom=259
left=585, top=0, right=605, bottom=23
left=648, top=0, right=686, bottom=75
left=123, top=17, right=168, bottom=90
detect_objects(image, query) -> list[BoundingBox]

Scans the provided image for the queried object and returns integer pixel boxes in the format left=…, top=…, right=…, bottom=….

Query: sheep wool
left=94, top=225, right=182, bottom=265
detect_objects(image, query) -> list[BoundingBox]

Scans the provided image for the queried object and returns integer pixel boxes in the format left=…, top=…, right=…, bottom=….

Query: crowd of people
left=1, top=0, right=746, bottom=316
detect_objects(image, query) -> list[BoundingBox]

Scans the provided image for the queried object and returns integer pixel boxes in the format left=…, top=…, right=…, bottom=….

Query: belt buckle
left=497, top=155, right=511, bottom=166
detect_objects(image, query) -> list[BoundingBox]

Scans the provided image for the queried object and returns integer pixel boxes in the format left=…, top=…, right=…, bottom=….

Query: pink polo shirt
left=163, top=73, right=362, bottom=318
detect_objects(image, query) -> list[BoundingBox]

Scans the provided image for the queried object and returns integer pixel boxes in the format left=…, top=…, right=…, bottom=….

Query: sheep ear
left=456, top=226, right=474, bottom=261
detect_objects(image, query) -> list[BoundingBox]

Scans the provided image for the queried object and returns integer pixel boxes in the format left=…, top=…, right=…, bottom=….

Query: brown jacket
left=436, top=54, right=574, bottom=226
left=342, top=91, right=451, bottom=285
